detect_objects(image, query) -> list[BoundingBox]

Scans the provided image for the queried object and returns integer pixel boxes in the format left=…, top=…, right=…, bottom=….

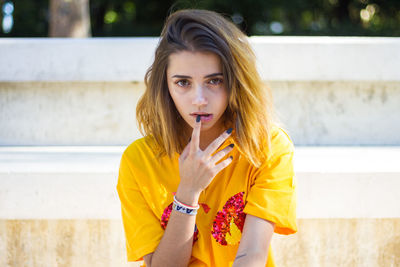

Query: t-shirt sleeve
left=116, top=151, right=164, bottom=262
left=243, top=127, right=297, bottom=235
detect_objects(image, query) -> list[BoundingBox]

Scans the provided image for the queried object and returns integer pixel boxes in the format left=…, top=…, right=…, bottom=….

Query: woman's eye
left=176, top=80, right=190, bottom=87
left=209, top=78, right=223, bottom=85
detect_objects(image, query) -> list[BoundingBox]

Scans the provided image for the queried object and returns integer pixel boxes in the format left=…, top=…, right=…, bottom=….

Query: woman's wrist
left=176, top=186, right=201, bottom=207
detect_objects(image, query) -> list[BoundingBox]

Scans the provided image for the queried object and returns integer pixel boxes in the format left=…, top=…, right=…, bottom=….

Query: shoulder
left=118, top=136, right=161, bottom=186
left=270, top=125, right=294, bottom=149
left=266, top=125, right=295, bottom=161
left=122, top=135, right=159, bottom=163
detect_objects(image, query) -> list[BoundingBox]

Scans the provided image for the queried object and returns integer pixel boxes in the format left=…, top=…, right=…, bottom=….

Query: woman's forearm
left=232, top=252, right=267, bottom=267
left=149, top=116, right=233, bottom=266
left=149, top=188, right=200, bottom=267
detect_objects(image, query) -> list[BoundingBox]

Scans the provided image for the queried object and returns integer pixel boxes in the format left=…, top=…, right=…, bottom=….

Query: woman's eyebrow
left=204, top=72, right=223, bottom=78
left=172, top=75, right=191, bottom=79
left=171, top=73, right=223, bottom=79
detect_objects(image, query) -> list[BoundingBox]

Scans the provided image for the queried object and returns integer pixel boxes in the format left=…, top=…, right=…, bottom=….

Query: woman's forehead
left=167, top=51, right=222, bottom=76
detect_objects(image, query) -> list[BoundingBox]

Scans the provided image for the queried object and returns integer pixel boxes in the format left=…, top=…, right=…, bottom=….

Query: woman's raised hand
left=176, top=115, right=234, bottom=205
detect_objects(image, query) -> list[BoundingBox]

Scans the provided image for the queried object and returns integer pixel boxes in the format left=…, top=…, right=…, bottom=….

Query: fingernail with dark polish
left=226, top=128, right=233, bottom=134
left=229, top=144, right=234, bottom=148
left=196, top=115, right=201, bottom=123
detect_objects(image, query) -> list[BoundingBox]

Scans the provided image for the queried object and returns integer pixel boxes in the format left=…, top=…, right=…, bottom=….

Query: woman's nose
left=192, top=85, right=207, bottom=106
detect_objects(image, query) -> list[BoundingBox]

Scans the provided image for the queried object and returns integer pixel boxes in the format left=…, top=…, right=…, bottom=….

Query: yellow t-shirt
left=116, top=125, right=297, bottom=267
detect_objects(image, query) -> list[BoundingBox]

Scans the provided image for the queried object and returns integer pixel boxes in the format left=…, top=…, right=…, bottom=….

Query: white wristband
left=172, top=202, right=198, bottom=215
left=172, top=195, right=199, bottom=216
left=173, top=195, right=200, bottom=209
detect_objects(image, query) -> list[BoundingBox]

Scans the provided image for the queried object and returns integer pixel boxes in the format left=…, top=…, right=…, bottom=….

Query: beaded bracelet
left=173, top=195, right=199, bottom=216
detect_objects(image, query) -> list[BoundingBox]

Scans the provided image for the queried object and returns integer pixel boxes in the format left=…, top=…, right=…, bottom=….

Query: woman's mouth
left=191, top=113, right=213, bottom=122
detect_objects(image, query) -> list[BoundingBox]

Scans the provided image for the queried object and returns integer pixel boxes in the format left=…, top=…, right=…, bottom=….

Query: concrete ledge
left=0, top=219, right=399, bottom=267
left=1, top=81, right=399, bottom=146
left=1, top=146, right=399, bottom=219
left=1, top=37, right=399, bottom=81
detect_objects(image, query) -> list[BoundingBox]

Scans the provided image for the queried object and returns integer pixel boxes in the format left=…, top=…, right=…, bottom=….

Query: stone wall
left=1, top=37, right=399, bottom=267
left=1, top=219, right=399, bottom=267
left=1, top=81, right=399, bottom=146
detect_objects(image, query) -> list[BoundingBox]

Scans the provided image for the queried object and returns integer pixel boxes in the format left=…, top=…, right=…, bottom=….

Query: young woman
left=117, top=9, right=297, bottom=267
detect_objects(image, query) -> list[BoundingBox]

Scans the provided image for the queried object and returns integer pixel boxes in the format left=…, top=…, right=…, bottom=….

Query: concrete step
left=1, top=37, right=399, bottom=82
left=1, top=146, right=399, bottom=219
left=1, top=81, right=400, bottom=146
left=1, top=37, right=400, bottom=146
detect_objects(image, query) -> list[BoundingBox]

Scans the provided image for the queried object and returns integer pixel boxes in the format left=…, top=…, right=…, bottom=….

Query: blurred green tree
left=0, top=0, right=399, bottom=37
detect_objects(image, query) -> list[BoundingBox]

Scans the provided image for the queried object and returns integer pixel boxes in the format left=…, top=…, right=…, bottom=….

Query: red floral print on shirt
left=160, top=203, right=199, bottom=243
left=212, top=192, right=246, bottom=246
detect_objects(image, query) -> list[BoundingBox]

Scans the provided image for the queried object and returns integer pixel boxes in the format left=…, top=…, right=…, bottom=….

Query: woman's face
left=167, top=51, right=228, bottom=133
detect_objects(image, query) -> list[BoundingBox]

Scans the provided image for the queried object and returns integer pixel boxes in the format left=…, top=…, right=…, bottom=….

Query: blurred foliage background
left=1, top=0, right=399, bottom=37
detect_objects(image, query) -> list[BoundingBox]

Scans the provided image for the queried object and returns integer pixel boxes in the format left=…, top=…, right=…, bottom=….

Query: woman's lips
left=190, top=114, right=213, bottom=122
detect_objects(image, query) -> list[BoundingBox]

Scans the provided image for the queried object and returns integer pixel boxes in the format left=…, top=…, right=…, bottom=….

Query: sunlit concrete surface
left=0, top=146, right=124, bottom=173
left=0, top=220, right=141, bottom=267
left=294, top=146, right=400, bottom=173
left=272, top=219, right=400, bottom=267
left=0, top=37, right=399, bottom=81
left=269, top=81, right=400, bottom=145
left=0, top=219, right=398, bottom=267
left=1, top=146, right=399, bottom=219
left=1, top=81, right=399, bottom=146
left=1, top=37, right=399, bottom=267
left=0, top=82, right=142, bottom=146
left=0, top=38, right=159, bottom=82
left=251, top=36, right=400, bottom=81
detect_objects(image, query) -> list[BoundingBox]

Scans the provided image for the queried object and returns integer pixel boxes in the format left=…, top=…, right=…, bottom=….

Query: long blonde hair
left=136, top=9, right=280, bottom=167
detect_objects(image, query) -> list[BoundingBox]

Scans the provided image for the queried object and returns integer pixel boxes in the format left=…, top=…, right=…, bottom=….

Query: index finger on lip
left=190, top=115, right=201, bottom=153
